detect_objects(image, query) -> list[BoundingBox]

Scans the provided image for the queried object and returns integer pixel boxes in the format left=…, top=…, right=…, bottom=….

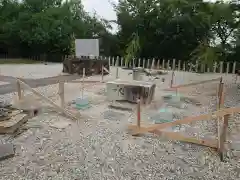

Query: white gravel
left=0, top=66, right=239, bottom=180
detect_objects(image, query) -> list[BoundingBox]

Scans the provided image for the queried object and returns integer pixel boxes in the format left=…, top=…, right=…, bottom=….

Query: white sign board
left=75, top=39, right=99, bottom=57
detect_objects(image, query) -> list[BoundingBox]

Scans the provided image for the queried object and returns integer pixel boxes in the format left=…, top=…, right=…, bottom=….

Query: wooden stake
left=178, top=60, right=181, bottom=71
left=157, top=59, right=160, bottom=69
left=170, top=71, right=174, bottom=88
left=196, top=61, right=198, bottom=73
left=16, top=80, right=22, bottom=100
left=183, top=62, right=186, bottom=71
left=218, top=82, right=224, bottom=110
left=101, top=65, right=104, bottom=82
left=147, top=59, right=150, bottom=69
left=108, top=56, right=111, bottom=66
left=138, top=58, right=141, bottom=67
left=213, top=62, right=217, bottom=73
left=162, top=59, right=165, bottom=70
left=167, top=60, right=170, bottom=70
left=220, top=61, right=223, bottom=73
left=137, top=98, right=141, bottom=128
left=82, top=68, right=85, bottom=98
left=143, top=59, right=145, bottom=68
left=121, top=57, right=123, bottom=67
left=151, top=58, right=155, bottom=69
left=58, top=81, right=65, bottom=108
left=116, top=67, right=119, bottom=79
left=219, top=114, right=230, bottom=161
left=173, top=59, right=176, bottom=70
left=226, top=63, right=229, bottom=75
left=232, top=62, right=236, bottom=74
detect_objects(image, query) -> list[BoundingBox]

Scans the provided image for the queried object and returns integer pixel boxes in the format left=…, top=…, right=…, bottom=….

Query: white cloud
left=82, top=0, right=118, bottom=32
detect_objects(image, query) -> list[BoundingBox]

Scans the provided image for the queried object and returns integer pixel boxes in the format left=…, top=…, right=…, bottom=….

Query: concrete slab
left=0, top=144, right=15, bottom=161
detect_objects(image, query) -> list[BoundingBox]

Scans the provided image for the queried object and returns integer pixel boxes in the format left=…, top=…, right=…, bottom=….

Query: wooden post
left=17, top=80, right=22, bottom=100
left=162, top=59, right=165, bottom=70
left=108, top=56, right=111, bottom=66
left=147, top=59, right=150, bottom=69
left=170, top=71, right=174, bottom=88
left=178, top=60, right=181, bottom=71
left=183, top=62, right=186, bottom=71
left=138, top=58, right=141, bottom=68
left=220, top=61, right=223, bottom=73
left=133, top=58, right=135, bottom=68
left=218, top=82, right=224, bottom=110
left=232, top=62, right=236, bottom=74
left=157, top=59, right=160, bottom=69
left=121, top=57, right=123, bottom=67
left=226, top=62, right=229, bottom=75
left=173, top=59, right=176, bottom=71
left=167, top=60, right=170, bottom=70
left=137, top=98, right=141, bottom=128
left=213, top=62, right=217, bottom=73
left=101, top=65, right=104, bottom=82
left=219, top=114, right=230, bottom=161
left=82, top=68, right=85, bottom=98
left=151, top=58, right=155, bottom=69
left=115, top=56, right=119, bottom=67
left=116, top=67, right=119, bottom=79
left=59, top=80, right=65, bottom=108
left=196, top=61, right=199, bottom=73
left=143, top=59, right=145, bottom=68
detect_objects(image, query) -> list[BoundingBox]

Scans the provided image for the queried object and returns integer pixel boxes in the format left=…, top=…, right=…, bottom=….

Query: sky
left=81, top=0, right=228, bottom=32
left=82, top=0, right=118, bottom=32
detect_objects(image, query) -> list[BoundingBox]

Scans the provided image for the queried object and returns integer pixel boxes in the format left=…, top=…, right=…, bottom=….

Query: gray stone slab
left=0, top=144, right=15, bottom=161
left=103, top=110, right=125, bottom=121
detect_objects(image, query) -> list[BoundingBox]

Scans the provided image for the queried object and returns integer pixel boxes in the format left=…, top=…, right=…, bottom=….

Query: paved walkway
left=0, top=75, right=81, bottom=95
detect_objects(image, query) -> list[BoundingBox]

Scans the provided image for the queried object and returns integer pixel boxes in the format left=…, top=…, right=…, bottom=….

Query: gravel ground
left=0, top=67, right=239, bottom=180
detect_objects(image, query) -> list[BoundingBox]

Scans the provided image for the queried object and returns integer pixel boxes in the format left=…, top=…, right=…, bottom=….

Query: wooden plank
left=129, top=107, right=240, bottom=135
left=170, top=77, right=221, bottom=89
left=152, top=130, right=218, bottom=148
left=0, top=113, right=28, bottom=134
left=219, top=114, right=230, bottom=161
left=17, top=79, right=79, bottom=121
left=69, top=80, right=101, bottom=84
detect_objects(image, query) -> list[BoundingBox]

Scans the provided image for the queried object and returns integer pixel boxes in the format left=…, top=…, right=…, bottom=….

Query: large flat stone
left=0, top=144, right=15, bottom=161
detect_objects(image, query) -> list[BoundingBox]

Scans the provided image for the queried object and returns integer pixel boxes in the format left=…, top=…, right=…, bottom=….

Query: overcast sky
left=81, top=0, right=227, bottom=32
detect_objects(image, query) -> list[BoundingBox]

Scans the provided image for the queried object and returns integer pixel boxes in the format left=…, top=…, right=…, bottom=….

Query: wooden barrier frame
left=166, top=77, right=222, bottom=91
left=128, top=107, right=240, bottom=151
left=17, top=79, right=79, bottom=120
